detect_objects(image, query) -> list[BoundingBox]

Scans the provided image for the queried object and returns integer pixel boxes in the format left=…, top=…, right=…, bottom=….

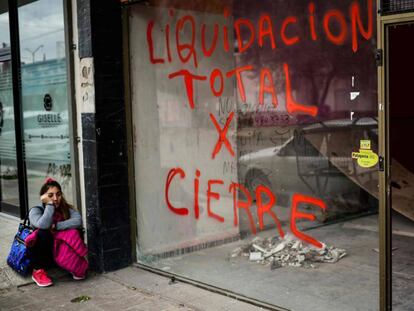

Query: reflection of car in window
left=239, top=118, right=378, bottom=221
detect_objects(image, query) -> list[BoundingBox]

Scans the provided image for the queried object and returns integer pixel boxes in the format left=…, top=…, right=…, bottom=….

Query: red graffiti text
left=165, top=167, right=327, bottom=248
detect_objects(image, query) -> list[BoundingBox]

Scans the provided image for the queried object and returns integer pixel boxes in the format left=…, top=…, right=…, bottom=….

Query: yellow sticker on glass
left=360, top=140, right=371, bottom=150
left=352, top=149, right=378, bottom=168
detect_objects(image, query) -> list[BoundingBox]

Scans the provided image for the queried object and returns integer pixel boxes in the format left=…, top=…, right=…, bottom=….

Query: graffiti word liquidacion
left=147, top=0, right=373, bottom=116
left=147, top=0, right=373, bottom=63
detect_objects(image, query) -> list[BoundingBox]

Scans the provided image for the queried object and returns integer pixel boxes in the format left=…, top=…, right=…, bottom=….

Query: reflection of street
left=0, top=160, right=73, bottom=209
left=0, top=173, right=19, bottom=206
left=0, top=152, right=20, bottom=213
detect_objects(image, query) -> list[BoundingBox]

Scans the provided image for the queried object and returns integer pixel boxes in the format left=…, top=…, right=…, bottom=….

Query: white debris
left=264, top=241, right=286, bottom=259
left=297, top=255, right=305, bottom=263
left=249, top=252, right=263, bottom=261
left=252, top=244, right=266, bottom=253
left=251, top=237, right=263, bottom=244
left=232, top=235, right=347, bottom=270
left=292, top=240, right=302, bottom=250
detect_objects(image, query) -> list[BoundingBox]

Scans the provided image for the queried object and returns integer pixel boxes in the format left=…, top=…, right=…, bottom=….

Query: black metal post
left=8, top=0, right=29, bottom=219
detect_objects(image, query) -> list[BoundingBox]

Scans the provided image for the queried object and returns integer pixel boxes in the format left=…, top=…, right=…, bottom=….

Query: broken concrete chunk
left=251, top=237, right=264, bottom=244
left=297, top=255, right=305, bottom=263
left=249, top=252, right=263, bottom=261
left=292, top=240, right=302, bottom=250
left=264, top=241, right=286, bottom=259
left=252, top=244, right=266, bottom=253
left=233, top=235, right=347, bottom=270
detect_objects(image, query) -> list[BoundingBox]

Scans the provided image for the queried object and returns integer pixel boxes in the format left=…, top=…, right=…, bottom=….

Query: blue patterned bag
left=7, top=218, right=34, bottom=276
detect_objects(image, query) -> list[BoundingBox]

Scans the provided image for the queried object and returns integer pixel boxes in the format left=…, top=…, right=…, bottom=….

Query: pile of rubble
left=231, top=234, right=347, bottom=269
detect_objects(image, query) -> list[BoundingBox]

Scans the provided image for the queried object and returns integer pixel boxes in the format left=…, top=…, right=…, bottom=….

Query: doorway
left=0, top=0, right=74, bottom=218
left=387, top=22, right=414, bottom=310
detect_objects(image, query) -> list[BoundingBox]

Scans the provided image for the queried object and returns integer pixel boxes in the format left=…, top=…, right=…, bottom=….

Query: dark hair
left=40, top=179, right=74, bottom=220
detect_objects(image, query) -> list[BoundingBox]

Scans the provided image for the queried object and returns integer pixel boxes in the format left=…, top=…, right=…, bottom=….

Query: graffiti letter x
left=210, top=112, right=235, bottom=159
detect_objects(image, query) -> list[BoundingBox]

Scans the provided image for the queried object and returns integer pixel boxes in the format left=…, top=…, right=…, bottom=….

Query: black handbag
left=6, top=216, right=34, bottom=276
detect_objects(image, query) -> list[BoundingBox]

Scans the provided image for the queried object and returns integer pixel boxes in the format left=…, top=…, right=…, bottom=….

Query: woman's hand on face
left=40, top=193, right=54, bottom=206
left=50, top=223, right=56, bottom=232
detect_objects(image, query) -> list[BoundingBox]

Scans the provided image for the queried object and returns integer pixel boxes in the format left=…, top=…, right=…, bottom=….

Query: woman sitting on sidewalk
left=28, top=178, right=88, bottom=287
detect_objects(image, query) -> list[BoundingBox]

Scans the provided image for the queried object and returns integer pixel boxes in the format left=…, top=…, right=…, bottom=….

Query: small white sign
left=350, top=92, right=360, bottom=101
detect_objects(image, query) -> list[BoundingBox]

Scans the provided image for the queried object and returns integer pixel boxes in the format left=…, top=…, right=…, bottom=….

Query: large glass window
left=18, top=0, right=72, bottom=207
left=130, top=1, right=379, bottom=309
left=0, top=4, right=20, bottom=216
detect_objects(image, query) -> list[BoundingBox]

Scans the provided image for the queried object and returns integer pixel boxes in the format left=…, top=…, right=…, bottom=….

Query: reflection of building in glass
left=56, top=41, right=65, bottom=59
left=0, top=57, right=69, bottom=165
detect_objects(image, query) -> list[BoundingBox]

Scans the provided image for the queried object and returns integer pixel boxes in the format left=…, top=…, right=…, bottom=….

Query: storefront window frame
left=2, top=0, right=78, bottom=219
left=122, top=1, right=391, bottom=310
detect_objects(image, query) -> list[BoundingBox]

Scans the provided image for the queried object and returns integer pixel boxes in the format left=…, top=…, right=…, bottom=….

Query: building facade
left=1, top=0, right=413, bottom=310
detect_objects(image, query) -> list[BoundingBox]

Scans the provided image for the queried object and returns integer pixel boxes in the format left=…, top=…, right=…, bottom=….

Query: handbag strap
left=22, top=208, right=32, bottom=227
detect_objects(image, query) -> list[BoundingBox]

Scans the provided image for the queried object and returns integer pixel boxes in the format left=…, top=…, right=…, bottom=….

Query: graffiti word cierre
left=147, top=0, right=373, bottom=114
left=165, top=168, right=327, bottom=248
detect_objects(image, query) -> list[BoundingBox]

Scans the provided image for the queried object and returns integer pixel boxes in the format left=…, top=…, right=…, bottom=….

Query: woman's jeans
left=30, top=229, right=54, bottom=270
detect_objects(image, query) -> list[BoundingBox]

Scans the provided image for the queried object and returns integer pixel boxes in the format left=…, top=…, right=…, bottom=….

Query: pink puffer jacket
left=53, top=229, right=88, bottom=278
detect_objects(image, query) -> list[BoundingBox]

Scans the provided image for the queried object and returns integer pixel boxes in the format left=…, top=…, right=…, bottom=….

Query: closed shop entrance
left=127, top=1, right=384, bottom=310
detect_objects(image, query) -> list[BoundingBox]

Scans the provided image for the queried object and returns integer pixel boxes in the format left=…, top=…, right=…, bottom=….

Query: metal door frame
left=2, top=0, right=76, bottom=219
left=377, top=7, right=414, bottom=310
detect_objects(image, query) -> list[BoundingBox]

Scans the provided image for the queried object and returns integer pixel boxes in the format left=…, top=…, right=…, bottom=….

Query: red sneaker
left=32, top=269, right=53, bottom=287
